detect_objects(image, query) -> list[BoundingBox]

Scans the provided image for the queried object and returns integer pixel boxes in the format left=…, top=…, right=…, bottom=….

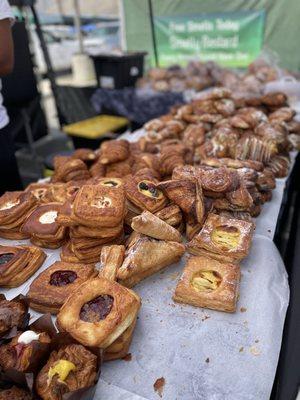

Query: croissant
left=100, top=139, right=130, bottom=165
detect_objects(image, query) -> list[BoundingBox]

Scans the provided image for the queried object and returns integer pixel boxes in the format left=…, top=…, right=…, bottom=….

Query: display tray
left=0, top=131, right=295, bottom=400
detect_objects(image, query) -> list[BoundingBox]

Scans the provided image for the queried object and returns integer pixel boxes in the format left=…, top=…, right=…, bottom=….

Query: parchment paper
left=0, top=130, right=294, bottom=400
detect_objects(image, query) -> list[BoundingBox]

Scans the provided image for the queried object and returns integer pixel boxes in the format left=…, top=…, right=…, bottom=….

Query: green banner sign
left=154, top=11, right=265, bottom=68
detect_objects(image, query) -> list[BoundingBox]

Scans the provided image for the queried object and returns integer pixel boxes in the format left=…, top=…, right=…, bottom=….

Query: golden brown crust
left=131, top=210, right=182, bottom=242
left=27, top=261, right=97, bottom=314
left=100, top=139, right=130, bottom=165
left=125, top=177, right=168, bottom=213
left=0, top=245, right=46, bottom=288
left=173, top=256, right=240, bottom=313
left=187, top=213, right=254, bottom=263
left=98, top=245, right=125, bottom=281
left=57, top=277, right=141, bottom=348
left=117, top=234, right=185, bottom=287
left=71, top=185, right=126, bottom=228
left=104, top=316, right=137, bottom=361
left=36, top=344, right=97, bottom=400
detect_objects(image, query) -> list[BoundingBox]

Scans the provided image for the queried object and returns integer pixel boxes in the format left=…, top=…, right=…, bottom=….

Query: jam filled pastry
left=21, top=203, right=67, bottom=249
left=125, top=176, right=168, bottom=213
left=0, top=295, right=29, bottom=336
left=131, top=210, right=182, bottom=242
left=57, top=277, right=141, bottom=348
left=187, top=213, right=254, bottom=263
left=35, top=344, right=97, bottom=400
left=0, top=191, right=37, bottom=240
left=0, top=330, right=51, bottom=372
left=0, top=386, right=32, bottom=400
left=0, top=245, right=46, bottom=288
left=117, top=233, right=185, bottom=288
left=99, top=139, right=130, bottom=165
left=71, top=184, right=126, bottom=228
left=157, top=179, right=204, bottom=224
left=27, top=261, right=97, bottom=314
left=97, top=245, right=138, bottom=361
left=173, top=256, right=240, bottom=313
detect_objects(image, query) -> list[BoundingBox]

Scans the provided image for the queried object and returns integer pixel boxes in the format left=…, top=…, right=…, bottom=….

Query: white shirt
left=0, top=0, right=14, bottom=129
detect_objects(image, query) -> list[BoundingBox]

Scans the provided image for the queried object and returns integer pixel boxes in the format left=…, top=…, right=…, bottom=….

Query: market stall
left=0, top=84, right=299, bottom=399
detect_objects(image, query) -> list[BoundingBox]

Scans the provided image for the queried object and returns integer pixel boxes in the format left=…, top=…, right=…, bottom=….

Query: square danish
left=187, top=213, right=254, bottom=263
left=125, top=176, right=168, bottom=213
left=56, top=277, right=141, bottom=348
left=0, top=245, right=46, bottom=288
left=71, top=184, right=126, bottom=228
left=173, top=256, right=240, bottom=312
left=27, top=261, right=97, bottom=314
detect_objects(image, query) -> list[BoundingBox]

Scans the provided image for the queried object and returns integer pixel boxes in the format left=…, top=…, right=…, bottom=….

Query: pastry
left=0, top=295, right=29, bottom=336
left=125, top=176, right=168, bottom=213
left=98, top=245, right=125, bottom=281
left=0, top=191, right=37, bottom=239
left=21, top=203, right=67, bottom=248
left=198, top=167, right=239, bottom=193
left=131, top=211, right=182, bottom=242
left=70, top=222, right=123, bottom=239
left=225, top=184, right=254, bottom=209
left=187, top=213, right=254, bottom=263
left=105, top=158, right=133, bottom=177
left=154, top=204, right=183, bottom=227
left=60, top=241, right=82, bottom=263
left=173, top=256, right=240, bottom=312
left=100, top=139, right=130, bottom=165
left=0, top=329, right=51, bottom=372
left=57, top=277, right=141, bottom=348
left=0, top=386, right=32, bottom=400
left=71, top=184, right=126, bottom=228
left=89, top=160, right=106, bottom=177
left=0, top=191, right=36, bottom=226
left=117, top=233, right=185, bottom=287
left=157, top=179, right=204, bottom=223
left=51, top=158, right=90, bottom=183
left=25, top=182, right=50, bottom=202
left=0, top=245, right=46, bottom=288
left=104, top=315, right=137, bottom=361
left=71, top=148, right=97, bottom=164
left=36, top=344, right=97, bottom=400
left=27, top=261, right=97, bottom=314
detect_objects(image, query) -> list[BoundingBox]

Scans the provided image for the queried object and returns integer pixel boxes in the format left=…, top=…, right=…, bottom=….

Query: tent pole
left=148, top=0, right=159, bottom=67
left=30, top=4, right=64, bottom=127
left=73, top=0, right=84, bottom=54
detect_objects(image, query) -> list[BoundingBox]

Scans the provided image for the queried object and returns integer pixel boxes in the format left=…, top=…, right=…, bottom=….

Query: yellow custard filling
left=191, top=270, right=221, bottom=292
left=47, top=359, right=76, bottom=385
left=211, top=225, right=240, bottom=250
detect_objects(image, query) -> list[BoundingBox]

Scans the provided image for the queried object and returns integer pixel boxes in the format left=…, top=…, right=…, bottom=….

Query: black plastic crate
left=91, top=52, right=147, bottom=89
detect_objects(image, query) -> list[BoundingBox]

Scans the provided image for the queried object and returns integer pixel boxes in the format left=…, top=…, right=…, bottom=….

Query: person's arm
left=0, top=17, right=13, bottom=76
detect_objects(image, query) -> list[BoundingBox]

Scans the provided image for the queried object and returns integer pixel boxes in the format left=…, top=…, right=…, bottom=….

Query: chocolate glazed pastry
left=27, top=262, right=97, bottom=314
left=35, top=344, right=97, bottom=400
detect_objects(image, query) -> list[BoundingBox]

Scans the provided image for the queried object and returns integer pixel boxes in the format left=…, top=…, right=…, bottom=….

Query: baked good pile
left=137, top=57, right=298, bottom=95
left=0, top=87, right=299, bottom=397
